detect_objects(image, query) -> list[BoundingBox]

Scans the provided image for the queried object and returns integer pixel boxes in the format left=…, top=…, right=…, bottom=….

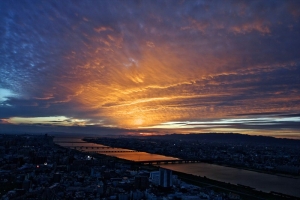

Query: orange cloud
left=2, top=0, right=299, bottom=137
left=230, top=20, right=271, bottom=34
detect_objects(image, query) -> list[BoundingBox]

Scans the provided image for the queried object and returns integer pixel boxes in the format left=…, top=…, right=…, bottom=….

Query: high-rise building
left=149, top=171, right=160, bottom=185
left=159, top=168, right=172, bottom=188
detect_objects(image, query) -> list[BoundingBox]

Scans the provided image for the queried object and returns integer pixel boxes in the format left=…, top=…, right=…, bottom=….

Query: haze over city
left=0, top=0, right=300, bottom=138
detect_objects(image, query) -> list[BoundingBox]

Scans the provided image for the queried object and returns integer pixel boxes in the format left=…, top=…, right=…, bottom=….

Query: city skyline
left=0, top=1, right=300, bottom=138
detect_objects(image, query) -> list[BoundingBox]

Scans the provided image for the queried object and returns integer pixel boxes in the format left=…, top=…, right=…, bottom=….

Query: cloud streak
left=0, top=0, right=299, bottom=137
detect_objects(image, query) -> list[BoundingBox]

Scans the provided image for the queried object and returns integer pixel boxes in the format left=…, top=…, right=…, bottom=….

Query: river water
left=54, top=137, right=300, bottom=197
left=54, top=137, right=179, bottom=161
left=160, top=163, right=300, bottom=197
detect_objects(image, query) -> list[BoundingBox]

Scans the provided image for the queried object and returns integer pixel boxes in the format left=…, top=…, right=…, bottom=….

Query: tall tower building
left=159, top=168, right=172, bottom=188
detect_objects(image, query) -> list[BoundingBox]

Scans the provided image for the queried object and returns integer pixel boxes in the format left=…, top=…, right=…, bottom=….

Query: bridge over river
left=55, top=141, right=87, bottom=143
left=56, top=142, right=197, bottom=164
left=64, top=146, right=116, bottom=150
left=84, top=150, right=137, bottom=153
left=136, top=159, right=202, bottom=165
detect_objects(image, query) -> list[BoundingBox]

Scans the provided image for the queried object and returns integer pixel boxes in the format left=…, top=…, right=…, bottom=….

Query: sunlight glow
left=134, top=118, right=144, bottom=126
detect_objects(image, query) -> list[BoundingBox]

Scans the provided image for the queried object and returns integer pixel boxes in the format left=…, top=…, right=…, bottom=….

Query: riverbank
left=211, top=163, right=300, bottom=180
left=88, top=152, right=296, bottom=199
left=80, top=138, right=300, bottom=198
left=55, top=140, right=298, bottom=199
left=85, top=152, right=294, bottom=199
left=169, top=170, right=296, bottom=200
left=84, top=138, right=300, bottom=179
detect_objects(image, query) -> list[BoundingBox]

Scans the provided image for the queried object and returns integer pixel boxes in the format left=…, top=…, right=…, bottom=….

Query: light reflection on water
left=54, top=137, right=179, bottom=161
left=103, top=151, right=179, bottom=161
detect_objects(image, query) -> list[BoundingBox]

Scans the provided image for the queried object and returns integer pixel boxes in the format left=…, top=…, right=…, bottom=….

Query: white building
left=149, top=171, right=160, bottom=186
left=159, top=168, right=172, bottom=187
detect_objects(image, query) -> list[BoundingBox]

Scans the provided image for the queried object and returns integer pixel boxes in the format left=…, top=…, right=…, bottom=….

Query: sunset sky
left=0, top=1, right=300, bottom=138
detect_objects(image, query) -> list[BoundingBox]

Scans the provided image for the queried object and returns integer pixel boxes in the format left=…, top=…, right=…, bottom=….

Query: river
left=54, top=137, right=179, bottom=162
left=160, top=163, right=300, bottom=197
left=54, top=137, right=300, bottom=197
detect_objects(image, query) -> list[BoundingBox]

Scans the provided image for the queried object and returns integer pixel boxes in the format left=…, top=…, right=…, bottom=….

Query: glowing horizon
left=0, top=1, right=300, bottom=138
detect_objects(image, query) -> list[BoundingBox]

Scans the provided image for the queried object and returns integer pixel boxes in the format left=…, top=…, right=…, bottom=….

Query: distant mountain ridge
left=146, top=133, right=300, bottom=146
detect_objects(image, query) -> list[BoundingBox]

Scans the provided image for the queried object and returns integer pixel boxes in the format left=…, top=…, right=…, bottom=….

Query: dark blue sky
left=0, top=1, right=300, bottom=138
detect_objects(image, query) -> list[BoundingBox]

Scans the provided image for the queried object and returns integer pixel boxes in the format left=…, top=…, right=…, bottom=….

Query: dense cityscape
left=0, top=135, right=233, bottom=200
left=1, top=133, right=299, bottom=199
left=0, top=134, right=240, bottom=200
